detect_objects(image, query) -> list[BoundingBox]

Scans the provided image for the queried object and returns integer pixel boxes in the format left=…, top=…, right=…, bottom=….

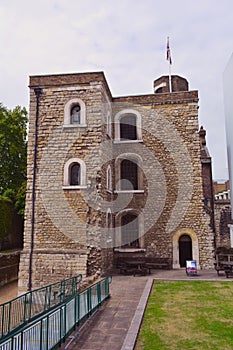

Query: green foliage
left=15, top=181, right=27, bottom=216
left=0, top=104, right=27, bottom=193
left=0, top=104, right=27, bottom=216
left=0, top=196, right=13, bottom=241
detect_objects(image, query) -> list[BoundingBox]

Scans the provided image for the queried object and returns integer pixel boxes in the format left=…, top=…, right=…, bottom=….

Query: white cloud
left=0, top=0, right=233, bottom=179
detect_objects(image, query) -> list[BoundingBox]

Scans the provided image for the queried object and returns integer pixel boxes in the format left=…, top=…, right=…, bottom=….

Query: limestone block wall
left=18, top=73, right=112, bottom=293
left=18, top=72, right=215, bottom=293
left=111, top=93, right=214, bottom=269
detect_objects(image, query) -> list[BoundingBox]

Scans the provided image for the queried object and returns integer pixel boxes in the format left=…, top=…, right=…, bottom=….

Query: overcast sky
left=0, top=0, right=232, bottom=180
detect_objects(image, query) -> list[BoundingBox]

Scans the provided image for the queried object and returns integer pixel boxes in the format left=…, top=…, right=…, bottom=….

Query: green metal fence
left=0, top=274, right=82, bottom=340
left=0, top=276, right=111, bottom=350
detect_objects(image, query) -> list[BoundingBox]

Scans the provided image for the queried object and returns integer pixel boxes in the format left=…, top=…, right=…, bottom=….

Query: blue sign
left=186, top=260, right=197, bottom=276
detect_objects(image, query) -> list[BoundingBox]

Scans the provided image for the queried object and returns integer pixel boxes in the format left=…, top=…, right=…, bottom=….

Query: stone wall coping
left=28, top=71, right=198, bottom=107
left=113, top=91, right=198, bottom=105
left=29, top=71, right=112, bottom=100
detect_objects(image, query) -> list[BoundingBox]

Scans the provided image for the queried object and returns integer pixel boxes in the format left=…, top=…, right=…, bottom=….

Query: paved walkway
left=61, top=269, right=230, bottom=350
left=0, top=270, right=231, bottom=350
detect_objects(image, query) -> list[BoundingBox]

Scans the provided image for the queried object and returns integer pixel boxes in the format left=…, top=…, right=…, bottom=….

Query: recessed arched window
left=106, top=111, right=112, bottom=137
left=115, top=209, right=144, bottom=249
left=155, top=87, right=163, bottom=93
left=63, top=158, right=86, bottom=189
left=120, top=114, right=137, bottom=140
left=114, top=109, right=142, bottom=142
left=115, top=153, right=143, bottom=192
left=120, top=159, right=138, bottom=190
left=106, top=164, right=112, bottom=192
left=121, top=213, right=139, bottom=248
left=106, top=208, right=113, bottom=245
left=70, top=163, right=80, bottom=185
left=71, top=105, right=81, bottom=124
left=64, top=98, right=86, bottom=127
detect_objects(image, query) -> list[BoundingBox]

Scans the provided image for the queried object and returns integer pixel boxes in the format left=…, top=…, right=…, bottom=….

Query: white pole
left=166, top=36, right=172, bottom=93
left=168, top=61, right=172, bottom=93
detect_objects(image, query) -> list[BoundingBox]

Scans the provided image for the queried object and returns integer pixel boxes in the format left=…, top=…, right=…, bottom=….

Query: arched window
left=106, top=208, right=113, bottom=245
left=155, top=87, right=163, bottom=93
left=70, top=163, right=80, bottom=185
left=114, top=109, right=142, bottom=142
left=63, top=158, right=86, bottom=188
left=71, top=105, right=80, bottom=124
left=64, top=98, right=86, bottom=127
left=154, top=82, right=166, bottom=93
left=115, top=153, right=143, bottom=192
left=120, top=160, right=138, bottom=190
left=120, top=114, right=137, bottom=140
left=115, top=210, right=144, bottom=249
left=106, top=164, right=112, bottom=191
left=121, top=213, right=139, bottom=248
left=106, top=111, right=111, bottom=137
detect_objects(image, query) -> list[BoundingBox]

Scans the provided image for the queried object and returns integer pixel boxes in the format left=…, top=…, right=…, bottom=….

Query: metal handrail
left=0, top=276, right=111, bottom=350
left=0, top=274, right=82, bottom=339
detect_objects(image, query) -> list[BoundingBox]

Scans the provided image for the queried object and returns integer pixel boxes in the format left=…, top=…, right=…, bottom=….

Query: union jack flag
left=166, top=37, right=172, bottom=65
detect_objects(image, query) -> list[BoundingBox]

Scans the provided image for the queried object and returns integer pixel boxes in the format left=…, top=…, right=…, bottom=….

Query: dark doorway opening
left=179, top=234, right=192, bottom=267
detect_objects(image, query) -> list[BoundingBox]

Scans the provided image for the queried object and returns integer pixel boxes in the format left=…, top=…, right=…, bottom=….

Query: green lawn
left=135, top=281, right=233, bottom=350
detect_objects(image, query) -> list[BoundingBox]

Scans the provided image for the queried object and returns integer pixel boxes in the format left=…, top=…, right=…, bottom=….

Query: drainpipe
left=28, top=87, right=42, bottom=291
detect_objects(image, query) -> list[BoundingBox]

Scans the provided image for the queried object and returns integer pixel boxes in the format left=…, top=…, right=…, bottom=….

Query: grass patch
left=135, top=281, right=233, bottom=350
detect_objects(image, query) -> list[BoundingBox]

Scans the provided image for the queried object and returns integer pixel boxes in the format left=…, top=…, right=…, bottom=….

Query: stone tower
left=18, top=72, right=215, bottom=293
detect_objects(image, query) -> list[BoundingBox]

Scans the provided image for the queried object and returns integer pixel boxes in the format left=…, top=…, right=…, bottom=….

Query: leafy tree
left=0, top=195, right=13, bottom=244
left=0, top=104, right=27, bottom=216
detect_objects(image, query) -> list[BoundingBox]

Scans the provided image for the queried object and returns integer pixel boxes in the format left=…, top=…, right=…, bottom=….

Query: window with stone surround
left=115, top=153, right=144, bottom=192
left=64, top=98, right=86, bottom=127
left=114, top=109, right=142, bottom=142
left=121, top=213, right=139, bottom=247
left=114, top=210, right=144, bottom=249
left=106, top=164, right=112, bottom=192
left=120, top=114, right=137, bottom=140
left=63, top=158, right=87, bottom=189
left=71, top=105, right=80, bottom=124
left=106, top=208, right=113, bottom=243
left=106, top=111, right=112, bottom=137
left=70, top=163, right=81, bottom=185
left=120, top=159, right=138, bottom=190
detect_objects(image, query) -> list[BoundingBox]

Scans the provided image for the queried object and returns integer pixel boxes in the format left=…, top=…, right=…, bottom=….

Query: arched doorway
left=179, top=234, right=192, bottom=267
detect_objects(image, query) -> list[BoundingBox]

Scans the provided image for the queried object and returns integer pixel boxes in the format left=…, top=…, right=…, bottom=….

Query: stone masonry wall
left=18, top=73, right=112, bottom=293
left=214, top=200, right=231, bottom=248
left=111, top=96, right=214, bottom=269
left=18, top=72, right=215, bottom=293
left=0, top=252, right=20, bottom=287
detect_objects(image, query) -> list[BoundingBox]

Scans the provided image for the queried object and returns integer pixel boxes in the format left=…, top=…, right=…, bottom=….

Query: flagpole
left=166, top=36, right=172, bottom=93
left=168, top=60, right=172, bottom=93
